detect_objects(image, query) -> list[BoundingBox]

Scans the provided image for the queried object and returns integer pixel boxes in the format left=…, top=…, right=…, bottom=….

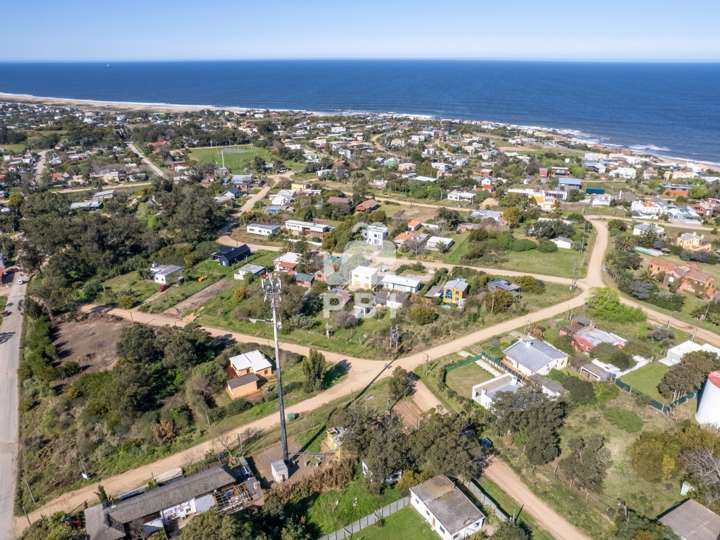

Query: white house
left=610, top=166, right=637, bottom=180
left=229, top=350, right=273, bottom=375
left=234, top=263, right=266, bottom=280
left=271, top=189, right=295, bottom=207
left=284, top=220, right=333, bottom=237
left=631, top=200, right=667, bottom=219
left=381, top=273, right=422, bottom=293
left=504, top=336, right=569, bottom=377
left=632, top=222, right=665, bottom=237
left=551, top=236, right=573, bottom=250
left=363, top=223, right=389, bottom=247
left=410, top=476, right=485, bottom=540
left=247, top=223, right=281, bottom=237
left=426, top=236, right=455, bottom=251
left=447, top=190, right=476, bottom=203
left=351, top=265, right=380, bottom=290
left=150, top=264, right=184, bottom=285
left=662, top=340, right=720, bottom=367
left=472, top=374, right=523, bottom=410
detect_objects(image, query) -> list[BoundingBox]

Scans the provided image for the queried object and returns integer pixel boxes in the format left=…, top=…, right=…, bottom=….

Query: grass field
left=189, top=144, right=304, bottom=173
left=99, top=271, right=160, bottom=306
left=444, top=232, right=592, bottom=279
left=445, top=362, right=494, bottom=397
left=0, top=143, right=27, bottom=154
left=619, top=362, right=670, bottom=403
left=305, top=477, right=405, bottom=535
left=348, top=507, right=437, bottom=540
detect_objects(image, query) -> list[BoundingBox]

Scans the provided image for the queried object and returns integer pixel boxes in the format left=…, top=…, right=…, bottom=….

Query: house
left=610, top=166, right=637, bottom=180
left=633, top=222, right=665, bottom=237
left=211, top=245, right=251, bottom=267
left=662, top=340, right=720, bottom=367
left=70, top=199, right=102, bottom=211
left=663, top=184, right=691, bottom=198
left=426, top=236, right=454, bottom=251
left=150, top=264, right=184, bottom=285
left=394, top=231, right=428, bottom=248
left=375, top=290, right=411, bottom=310
left=659, top=499, right=720, bottom=540
left=648, top=258, right=716, bottom=299
left=407, top=219, right=423, bottom=231
left=84, top=464, right=260, bottom=540
left=579, top=362, right=614, bottom=382
left=234, top=263, right=266, bottom=280
left=631, top=199, right=667, bottom=219
left=294, top=272, right=314, bottom=288
left=470, top=209, right=504, bottom=226
left=676, top=232, right=712, bottom=253
left=551, top=236, right=573, bottom=250
left=447, top=190, right=476, bottom=203
left=572, top=326, right=626, bottom=352
left=487, top=279, right=520, bottom=295
left=558, top=177, right=583, bottom=190
left=271, top=189, right=295, bottom=207
left=226, top=350, right=274, bottom=400
left=274, top=252, right=301, bottom=273
left=472, top=373, right=523, bottom=409
left=284, top=219, right=334, bottom=239
left=410, top=476, right=485, bottom=540
left=442, top=278, right=469, bottom=305
left=363, top=223, right=389, bottom=247
left=247, top=223, right=280, bottom=237
left=382, top=273, right=422, bottom=293
left=503, top=336, right=569, bottom=377
left=327, top=196, right=352, bottom=212
left=531, top=374, right=567, bottom=399
left=355, top=199, right=380, bottom=213
left=351, top=265, right=380, bottom=290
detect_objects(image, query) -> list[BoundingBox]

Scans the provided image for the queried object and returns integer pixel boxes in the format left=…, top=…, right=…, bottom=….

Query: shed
left=271, top=460, right=289, bottom=483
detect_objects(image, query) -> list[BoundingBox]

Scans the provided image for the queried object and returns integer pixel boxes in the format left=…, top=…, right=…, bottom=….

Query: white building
left=661, top=340, right=720, bottom=367
left=234, top=263, right=266, bottom=280
left=610, top=166, right=637, bottom=180
left=284, top=219, right=333, bottom=237
left=632, top=222, right=665, bottom=237
left=351, top=265, right=380, bottom=290
left=271, top=189, right=295, bottom=207
left=363, top=223, right=389, bottom=247
left=150, top=264, right=184, bottom=285
left=551, top=236, right=573, bottom=250
left=426, top=236, right=455, bottom=251
left=381, top=273, right=422, bottom=293
left=631, top=200, right=667, bottom=219
left=472, top=374, right=523, bottom=410
left=447, top=190, right=476, bottom=203
left=410, top=476, right=485, bottom=540
left=247, top=223, right=281, bottom=237
left=229, top=350, right=273, bottom=374
left=504, top=336, right=569, bottom=377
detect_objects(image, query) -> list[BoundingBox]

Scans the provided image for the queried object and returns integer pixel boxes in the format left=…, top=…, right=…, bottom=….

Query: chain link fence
left=319, top=496, right=410, bottom=540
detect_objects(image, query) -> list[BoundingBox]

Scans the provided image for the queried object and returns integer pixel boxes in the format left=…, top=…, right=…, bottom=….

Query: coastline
left=1, top=90, right=718, bottom=172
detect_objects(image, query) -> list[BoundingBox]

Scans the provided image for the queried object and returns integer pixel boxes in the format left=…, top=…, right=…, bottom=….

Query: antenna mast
left=262, top=274, right=290, bottom=463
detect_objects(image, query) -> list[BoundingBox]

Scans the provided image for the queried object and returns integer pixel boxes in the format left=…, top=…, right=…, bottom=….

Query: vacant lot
left=351, top=507, right=437, bottom=540
left=619, top=362, right=670, bottom=403
left=189, top=144, right=304, bottom=173
left=99, top=271, right=160, bottom=306
left=445, top=362, right=494, bottom=397
left=55, top=316, right=129, bottom=373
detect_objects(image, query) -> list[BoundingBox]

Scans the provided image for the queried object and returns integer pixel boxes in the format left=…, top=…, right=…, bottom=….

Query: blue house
left=558, top=177, right=583, bottom=190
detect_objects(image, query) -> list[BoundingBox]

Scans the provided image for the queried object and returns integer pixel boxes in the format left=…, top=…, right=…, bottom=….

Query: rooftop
left=411, top=475, right=485, bottom=535
left=659, top=499, right=720, bottom=540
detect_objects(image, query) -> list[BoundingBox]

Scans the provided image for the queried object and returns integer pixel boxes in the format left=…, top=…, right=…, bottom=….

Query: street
left=0, top=277, right=27, bottom=540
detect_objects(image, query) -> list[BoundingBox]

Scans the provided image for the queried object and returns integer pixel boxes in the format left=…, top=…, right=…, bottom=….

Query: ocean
left=0, top=60, right=719, bottom=163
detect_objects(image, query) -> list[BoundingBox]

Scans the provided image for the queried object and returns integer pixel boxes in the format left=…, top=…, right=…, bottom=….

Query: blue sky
left=2, top=0, right=719, bottom=61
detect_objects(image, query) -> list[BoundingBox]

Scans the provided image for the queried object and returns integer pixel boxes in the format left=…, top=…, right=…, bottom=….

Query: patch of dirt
left=394, top=398, right=425, bottom=428
left=252, top=437, right=331, bottom=487
left=55, top=314, right=130, bottom=373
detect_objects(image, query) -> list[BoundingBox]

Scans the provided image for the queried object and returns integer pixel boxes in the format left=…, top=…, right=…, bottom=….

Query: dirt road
left=128, top=142, right=167, bottom=179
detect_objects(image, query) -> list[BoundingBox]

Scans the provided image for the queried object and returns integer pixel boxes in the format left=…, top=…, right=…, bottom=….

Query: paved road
left=128, top=142, right=167, bottom=179
left=0, top=278, right=27, bottom=540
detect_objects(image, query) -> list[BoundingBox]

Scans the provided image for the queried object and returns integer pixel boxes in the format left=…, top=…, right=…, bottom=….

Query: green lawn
left=0, top=143, right=26, bottom=154
left=305, top=477, right=405, bottom=535
left=188, top=144, right=304, bottom=173
left=444, top=232, right=592, bottom=279
left=349, top=507, right=437, bottom=540
left=446, top=362, right=494, bottom=398
left=619, top=363, right=670, bottom=403
left=99, top=271, right=160, bottom=306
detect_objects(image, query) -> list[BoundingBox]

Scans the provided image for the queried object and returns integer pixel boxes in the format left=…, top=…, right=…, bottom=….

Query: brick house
left=648, top=258, right=716, bottom=299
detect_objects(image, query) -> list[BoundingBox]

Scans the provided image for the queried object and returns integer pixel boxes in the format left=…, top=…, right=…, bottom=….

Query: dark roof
left=227, top=373, right=260, bottom=389
left=213, top=244, right=251, bottom=261
left=86, top=466, right=239, bottom=539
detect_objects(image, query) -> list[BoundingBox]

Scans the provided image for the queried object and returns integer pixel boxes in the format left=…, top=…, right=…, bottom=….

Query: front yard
left=619, top=363, right=670, bottom=403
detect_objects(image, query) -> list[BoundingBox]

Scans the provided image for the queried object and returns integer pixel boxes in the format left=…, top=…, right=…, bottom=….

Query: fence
left=463, top=480, right=509, bottom=523
left=319, top=496, right=410, bottom=540
left=614, top=379, right=696, bottom=415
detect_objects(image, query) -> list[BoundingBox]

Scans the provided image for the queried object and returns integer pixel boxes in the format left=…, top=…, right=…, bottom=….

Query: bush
left=538, top=239, right=558, bottom=253
left=591, top=343, right=634, bottom=370
left=510, top=238, right=537, bottom=252
left=225, top=398, right=252, bottom=416
left=587, top=288, right=645, bottom=323
left=604, top=407, right=643, bottom=432
left=409, top=304, right=438, bottom=325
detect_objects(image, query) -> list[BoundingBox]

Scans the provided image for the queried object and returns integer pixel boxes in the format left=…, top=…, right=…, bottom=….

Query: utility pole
left=262, top=274, right=289, bottom=463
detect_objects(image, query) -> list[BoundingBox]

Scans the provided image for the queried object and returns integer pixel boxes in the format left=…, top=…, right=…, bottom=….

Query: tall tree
left=560, top=435, right=610, bottom=492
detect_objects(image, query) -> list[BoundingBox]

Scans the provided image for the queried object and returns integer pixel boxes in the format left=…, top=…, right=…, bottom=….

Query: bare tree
left=683, top=449, right=720, bottom=502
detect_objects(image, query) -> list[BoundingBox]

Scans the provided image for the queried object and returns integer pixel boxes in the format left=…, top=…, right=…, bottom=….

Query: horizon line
left=1, top=56, right=720, bottom=64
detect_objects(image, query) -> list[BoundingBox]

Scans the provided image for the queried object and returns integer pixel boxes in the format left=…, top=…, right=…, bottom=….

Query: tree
left=411, top=412, right=489, bottom=479
left=484, top=290, right=516, bottom=314
left=628, top=432, right=680, bottom=482
left=179, top=510, right=252, bottom=540
left=503, top=207, right=520, bottom=228
left=409, top=304, right=437, bottom=325
left=683, top=449, right=720, bottom=504
left=388, top=367, right=415, bottom=403
left=302, top=349, right=328, bottom=393
left=590, top=343, right=633, bottom=370
left=560, top=435, right=610, bottom=492
left=586, top=288, right=645, bottom=323
left=658, top=351, right=720, bottom=400
left=614, top=508, right=677, bottom=540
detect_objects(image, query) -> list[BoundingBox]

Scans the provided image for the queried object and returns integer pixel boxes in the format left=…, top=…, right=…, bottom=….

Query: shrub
left=587, top=288, right=645, bottom=323
left=604, top=407, right=643, bottom=433
left=510, top=238, right=537, bottom=252
left=409, top=304, right=438, bottom=325
left=538, top=239, right=558, bottom=253
left=591, top=343, right=634, bottom=370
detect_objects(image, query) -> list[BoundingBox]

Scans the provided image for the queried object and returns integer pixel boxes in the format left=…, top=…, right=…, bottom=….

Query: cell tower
left=262, top=274, right=289, bottom=463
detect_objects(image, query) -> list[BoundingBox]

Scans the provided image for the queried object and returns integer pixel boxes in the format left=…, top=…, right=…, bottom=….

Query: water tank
left=696, top=371, right=720, bottom=428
